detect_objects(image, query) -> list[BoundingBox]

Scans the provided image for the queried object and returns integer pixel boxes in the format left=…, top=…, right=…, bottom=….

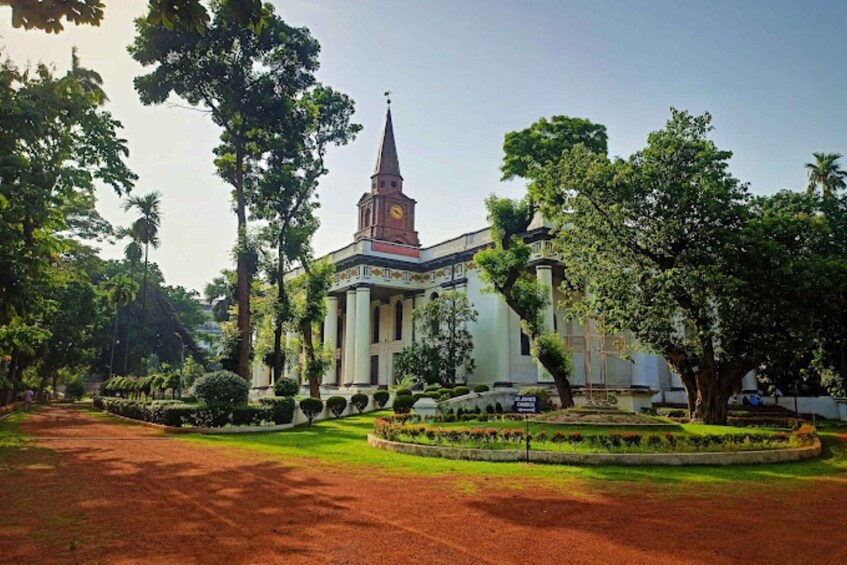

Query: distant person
left=774, top=387, right=783, bottom=405
left=748, top=395, right=760, bottom=407
left=23, top=389, right=34, bottom=412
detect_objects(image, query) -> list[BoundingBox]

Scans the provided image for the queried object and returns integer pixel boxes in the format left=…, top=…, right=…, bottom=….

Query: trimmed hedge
left=92, top=397, right=291, bottom=428
left=326, top=396, right=347, bottom=418
left=351, top=393, right=369, bottom=413
left=392, top=394, right=415, bottom=414
left=453, top=386, right=471, bottom=397
left=473, top=384, right=490, bottom=393
left=258, top=396, right=296, bottom=424
left=273, top=377, right=300, bottom=397
left=300, top=397, right=324, bottom=424
left=194, top=371, right=249, bottom=407
left=394, top=387, right=412, bottom=397
left=373, top=390, right=390, bottom=408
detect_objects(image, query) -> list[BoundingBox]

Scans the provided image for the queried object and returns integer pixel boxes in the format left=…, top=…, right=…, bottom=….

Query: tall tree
left=115, top=226, right=143, bottom=374
left=289, top=261, right=335, bottom=399
left=130, top=1, right=321, bottom=380
left=805, top=152, right=847, bottom=199
left=122, top=191, right=162, bottom=372
left=250, top=85, right=360, bottom=384
left=101, top=274, right=138, bottom=379
left=0, top=55, right=134, bottom=401
left=533, top=109, right=833, bottom=424
left=475, top=196, right=574, bottom=406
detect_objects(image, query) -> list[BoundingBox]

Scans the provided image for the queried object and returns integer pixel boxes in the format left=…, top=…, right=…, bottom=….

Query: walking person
left=23, top=389, right=34, bottom=412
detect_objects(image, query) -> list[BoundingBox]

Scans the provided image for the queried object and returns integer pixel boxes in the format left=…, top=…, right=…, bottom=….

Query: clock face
left=390, top=204, right=404, bottom=220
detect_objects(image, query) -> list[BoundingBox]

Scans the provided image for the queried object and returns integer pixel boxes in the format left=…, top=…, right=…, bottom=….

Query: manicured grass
left=175, top=411, right=847, bottom=487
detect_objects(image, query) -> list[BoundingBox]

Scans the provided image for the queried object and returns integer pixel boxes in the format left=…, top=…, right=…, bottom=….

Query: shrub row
left=93, top=396, right=294, bottom=428
left=373, top=419, right=816, bottom=453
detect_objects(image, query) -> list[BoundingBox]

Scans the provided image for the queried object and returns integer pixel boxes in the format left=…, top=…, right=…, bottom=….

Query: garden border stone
left=367, top=434, right=821, bottom=466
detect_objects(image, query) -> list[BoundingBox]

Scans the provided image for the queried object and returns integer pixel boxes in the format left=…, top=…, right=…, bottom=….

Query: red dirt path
left=1, top=407, right=845, bottom=564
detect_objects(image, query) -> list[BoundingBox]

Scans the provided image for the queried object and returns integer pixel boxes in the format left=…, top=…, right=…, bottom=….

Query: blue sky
left=2, top=0, right=845, bottom=292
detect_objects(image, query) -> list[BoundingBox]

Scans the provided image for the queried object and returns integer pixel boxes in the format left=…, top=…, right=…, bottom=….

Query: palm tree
left=102, top=275, right=138, bottom=379
left=122, top=191, right=162, bottom=374
left=115, top=226, right=143, bottom=374
left=805, top=152, right=847, bottom=198
left=68, top=47, right=108, bottom=105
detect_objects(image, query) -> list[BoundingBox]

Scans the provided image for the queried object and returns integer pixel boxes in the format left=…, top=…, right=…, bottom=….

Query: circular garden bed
left=370, top=413, right=821, bottom=466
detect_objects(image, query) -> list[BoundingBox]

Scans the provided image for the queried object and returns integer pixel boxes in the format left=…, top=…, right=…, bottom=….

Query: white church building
left=251, top=107, right=761, bottom=406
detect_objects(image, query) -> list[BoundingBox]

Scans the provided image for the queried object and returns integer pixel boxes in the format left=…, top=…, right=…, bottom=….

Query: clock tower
left=354, top=105, right=420, bottom=247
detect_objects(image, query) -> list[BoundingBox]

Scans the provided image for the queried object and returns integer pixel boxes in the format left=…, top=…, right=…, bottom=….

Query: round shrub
left=395, top=387, right=412, bottom=397
left=453, top=386, right=471, bottom=397
left=326, top=396, right=347, bottom=418
left=424, top=391, right=441, bottom=399
left=300, top=397, right=324, bottom=424
left=473, top=384, right=490, bottom=393
left=392, top=394, right=415, bottom=414
left=273, top=377, right=300, bottom=397
left=194, top=371, right=249, bottom=407
left=351, top=393, right=369, bottom=414
left=424, top=384, right=441, bottom=393
left=373, top=390, right=390, bottom=408
left=65, top=380, right=86, bottom=400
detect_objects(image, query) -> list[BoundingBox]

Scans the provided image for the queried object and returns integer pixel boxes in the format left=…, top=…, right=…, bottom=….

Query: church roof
left=373, top=107, right=402, bottom=178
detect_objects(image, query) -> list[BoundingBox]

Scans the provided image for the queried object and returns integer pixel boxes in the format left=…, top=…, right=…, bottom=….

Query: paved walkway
left=0, top=406, right=845, bottom=564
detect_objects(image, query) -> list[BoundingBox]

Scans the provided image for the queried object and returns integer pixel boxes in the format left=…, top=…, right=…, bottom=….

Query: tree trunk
left=122, top=260, right=136, bottom=376
left=539, top=348, right=574, bottom=408
left=693, top=370, right=731, bottom=425
left=302, top=322, right=321, bottom=399
left=139, top=242, right=149, bottom=376
left=234, top=145, right=252, bottom=381
left=108, top=307, right=120, bottom=379
left=272, top=232, right=287, bottom=384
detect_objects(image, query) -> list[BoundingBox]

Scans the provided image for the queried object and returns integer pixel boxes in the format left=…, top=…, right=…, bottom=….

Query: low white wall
left=732, top=395, right=843, bottom=420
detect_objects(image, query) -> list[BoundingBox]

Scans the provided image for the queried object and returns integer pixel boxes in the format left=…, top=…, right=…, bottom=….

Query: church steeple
left=371, top=104, right=403, bottom=194
left=373, top=107, right=402, bottom=179
left=355, top=100, right=419, bottom=247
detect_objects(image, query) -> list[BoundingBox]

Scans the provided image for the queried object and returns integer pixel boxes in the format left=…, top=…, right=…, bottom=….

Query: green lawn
left=176, top=410, right=847, bottom=487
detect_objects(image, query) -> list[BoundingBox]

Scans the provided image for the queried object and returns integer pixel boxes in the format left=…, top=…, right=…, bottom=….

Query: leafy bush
left=373, top=390, right=390, bottom=408
left=394, top=387, right=412, bottom=397
left=494, top=402, right=503, bottom=414
left=424, top=391, right=441, bottom=399
left=392, top=394, right=415, bottom=414
left=231, top=405, right=274, bottom=426
left=424, top=384, right=441, bottom=393
left=518, top=386, right=552, bottom=410
left=326, top=396, right=347, bottom=418
left=194, top=371, right=249, bottom=407
left=300, top=397, right=324, bottom=424
left=273, top=377, right=300, bottom=397
left=351, top=393, right=369, bottom=414
left=453, top=386, right=471, bottom=397
left=473, top=384, right=490, bottom=393
left=259, top=397, right=296, bottom=424
left=64, top=380, right=86, bottom=400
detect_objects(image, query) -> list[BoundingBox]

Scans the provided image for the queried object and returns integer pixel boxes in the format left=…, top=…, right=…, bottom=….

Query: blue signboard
left=514, top=395, right=540, bottom=415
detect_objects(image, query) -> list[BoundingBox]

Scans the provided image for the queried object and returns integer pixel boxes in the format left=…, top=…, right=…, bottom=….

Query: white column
left=354, top=286, right=371, bottom=384
left=412, top=292, right=425, bottom=343
left=344, top=289, right=357, bottom=385
left=632, top=351, right=659, bottom=389
left=323, top=296, right=338, bottom=385
left=536, top=264, right=555, bottom=384
left=494, top=297, right=511, bottom=382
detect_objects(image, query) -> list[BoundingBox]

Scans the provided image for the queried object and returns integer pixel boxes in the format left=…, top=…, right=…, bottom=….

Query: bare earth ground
left=1, top=407, right=846, bottom=565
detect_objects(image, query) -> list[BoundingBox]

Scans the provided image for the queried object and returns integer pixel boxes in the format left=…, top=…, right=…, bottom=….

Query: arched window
left=372, top=306, right=380, bottom=343
left=364, top=207, right=372, bottom=226
left=394, top=300, right=403, bottom=341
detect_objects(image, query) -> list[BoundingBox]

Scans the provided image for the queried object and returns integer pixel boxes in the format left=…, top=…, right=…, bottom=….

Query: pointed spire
left=373, top=106, right=402, bottom=179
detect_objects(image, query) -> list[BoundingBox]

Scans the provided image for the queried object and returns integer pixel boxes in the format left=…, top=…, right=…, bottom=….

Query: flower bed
left=93, top=396, right=294, bottom=428
left=372, top=416, right=818, bottom=455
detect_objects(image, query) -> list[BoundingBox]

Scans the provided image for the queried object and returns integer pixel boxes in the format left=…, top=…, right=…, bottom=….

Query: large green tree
left=0, top=54, right=134, bottom=402
left=250, top=85, right=360, bottom=384
left=130, top=1, right=321, bottom=380
left=533, top=109, right=836, bottom=424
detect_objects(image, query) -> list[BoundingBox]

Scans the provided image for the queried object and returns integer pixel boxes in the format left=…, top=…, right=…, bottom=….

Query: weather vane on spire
left=384, top=90, right=392, bottom=106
